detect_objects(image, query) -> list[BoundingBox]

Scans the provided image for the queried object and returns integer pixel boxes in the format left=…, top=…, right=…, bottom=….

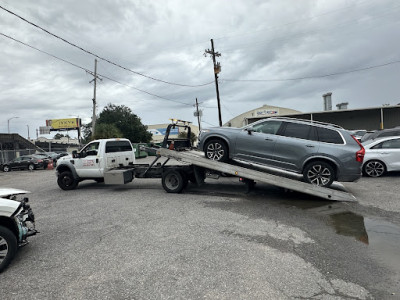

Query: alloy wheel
left=306, top=164, right=332, bottom=186
left=364, top=161, right=385, bottom=177
left=206, top=142, right=225, bottom=161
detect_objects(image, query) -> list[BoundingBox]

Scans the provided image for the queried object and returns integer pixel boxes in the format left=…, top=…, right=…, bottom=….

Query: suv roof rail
left=268, top=116, right=343, bottom=129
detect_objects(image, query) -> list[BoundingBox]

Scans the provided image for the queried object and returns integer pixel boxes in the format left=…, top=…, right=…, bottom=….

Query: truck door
left=74, top=141, right=102, bottom=178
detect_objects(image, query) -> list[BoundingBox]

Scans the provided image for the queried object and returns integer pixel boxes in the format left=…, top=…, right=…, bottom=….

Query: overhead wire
left=0, top=5, right=214, bottom=88
left=221, top=60, right=400, bottom=82
left=0, top=32, right=194, bottom=107
left=214, top=0, right=376, bottom=41
left=217, top=3, right=400, bottom=53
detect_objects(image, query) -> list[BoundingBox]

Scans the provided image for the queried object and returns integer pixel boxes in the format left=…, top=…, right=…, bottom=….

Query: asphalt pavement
left=0, top=165, right=399, bottom=299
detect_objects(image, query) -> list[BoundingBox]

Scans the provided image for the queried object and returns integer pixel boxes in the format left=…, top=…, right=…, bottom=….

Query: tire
left=162, top=170, right=185, bottom=193
left=2, top=165, right=10, bottom=172
left=363, top=160, right=386, bottom=177
left=204, top=139, right=229, bottom=162
left=303, top=161, right=335, bottom=187
left=28, top=164, right=35, bottom=171
left=57, top=171, right=79, bottom=190
left=0, top=226, right=18, bottom=273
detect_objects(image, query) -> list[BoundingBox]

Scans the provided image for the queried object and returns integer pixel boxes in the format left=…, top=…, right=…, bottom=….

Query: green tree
left=97, top=103, right=152, bottom=143
left=93, top=123, right=122, bottom=139
left=53, top=133, right=65, bottom=140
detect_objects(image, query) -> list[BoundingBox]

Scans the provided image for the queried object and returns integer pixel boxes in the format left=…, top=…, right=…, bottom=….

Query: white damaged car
left=0, top=188, right=37, bottom=272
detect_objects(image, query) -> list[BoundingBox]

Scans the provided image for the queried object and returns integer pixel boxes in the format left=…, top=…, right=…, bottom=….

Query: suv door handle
left=305, top=145, right=315, bottom=148
left=265, top=138, right=273, bottom=141
left=380, top=152, right=389, bottom=155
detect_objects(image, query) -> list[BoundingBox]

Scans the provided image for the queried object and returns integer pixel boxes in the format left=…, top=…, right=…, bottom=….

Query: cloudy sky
left=1, top=0, right=399, bottom=139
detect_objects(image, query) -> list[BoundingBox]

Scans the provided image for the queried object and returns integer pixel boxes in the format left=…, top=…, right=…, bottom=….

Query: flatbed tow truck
left=102, top=121, right=356, bottom=202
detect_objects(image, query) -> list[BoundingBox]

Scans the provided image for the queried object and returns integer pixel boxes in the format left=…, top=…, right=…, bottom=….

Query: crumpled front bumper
left=14, top=200, right=38, bottom=246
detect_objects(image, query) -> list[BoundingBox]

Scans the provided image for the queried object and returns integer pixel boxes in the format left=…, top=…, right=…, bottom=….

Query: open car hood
left=0, top=188, right=30, bottom=198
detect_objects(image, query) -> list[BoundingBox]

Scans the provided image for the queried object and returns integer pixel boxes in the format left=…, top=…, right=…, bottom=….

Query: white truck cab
left=56, top=138, right=136, bottom=190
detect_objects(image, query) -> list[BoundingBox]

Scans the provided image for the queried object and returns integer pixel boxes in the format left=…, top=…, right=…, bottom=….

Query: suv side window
left=317, top=127, right=344, bottom=144
left=252, top=120, right=282, bottom=135
left=280, top=122, right=313, bottom=140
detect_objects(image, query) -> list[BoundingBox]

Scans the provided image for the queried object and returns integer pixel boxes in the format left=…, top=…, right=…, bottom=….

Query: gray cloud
left=1, top=0, right=399, bottom=138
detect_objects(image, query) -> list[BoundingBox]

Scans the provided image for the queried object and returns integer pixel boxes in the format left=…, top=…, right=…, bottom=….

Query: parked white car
left=362, top=136, right=400, bottom=177
left=0, top=188, right=37, bottom=272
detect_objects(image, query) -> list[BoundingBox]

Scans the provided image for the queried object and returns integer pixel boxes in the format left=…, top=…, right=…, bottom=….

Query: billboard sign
left=46, top=118, right=80, bottom=130
left=148, top=127, right=179, bottom=136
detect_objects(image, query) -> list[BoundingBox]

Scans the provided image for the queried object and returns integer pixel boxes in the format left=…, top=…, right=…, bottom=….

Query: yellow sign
left=46, top=118, right=80, bottom=130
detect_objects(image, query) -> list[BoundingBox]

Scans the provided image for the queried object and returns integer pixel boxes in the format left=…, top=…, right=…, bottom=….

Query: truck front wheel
left=58, top=171, right=79, bottom=190
left=162, top=170, right=186, bottom=193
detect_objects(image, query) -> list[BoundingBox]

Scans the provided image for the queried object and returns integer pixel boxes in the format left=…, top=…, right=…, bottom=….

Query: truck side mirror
left=72, top=150, right=79, bottom=158
left=246, top=128, right=254, bottom=135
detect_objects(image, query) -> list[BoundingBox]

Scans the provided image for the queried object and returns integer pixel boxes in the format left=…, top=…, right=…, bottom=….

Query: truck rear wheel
left=58, top=171, right=79, bottom=190
left=162, top=170, right=185, bottom=193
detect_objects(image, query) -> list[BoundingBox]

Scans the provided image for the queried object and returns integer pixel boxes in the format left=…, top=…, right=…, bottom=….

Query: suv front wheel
left=204, top=139, right=229, bottom=162
left=303, top=161, right=335, bottom=187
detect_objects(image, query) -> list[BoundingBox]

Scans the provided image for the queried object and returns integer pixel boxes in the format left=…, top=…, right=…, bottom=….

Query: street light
left=7, top=116, right=19, bottom=134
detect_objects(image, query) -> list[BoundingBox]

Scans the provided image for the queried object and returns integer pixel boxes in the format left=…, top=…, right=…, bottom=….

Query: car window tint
left=317, top=127, right=344, bottom=144
left=281, top=123, right=311, bottom=140
left=379, top=131, right=400, bottom=138
left=381, top=139, right=400, bottom=149
left=252, top=121, right=282, bottom=135
left=371, top=143, right=382, bottom=149
left=106, top=141, right=133, bottom=153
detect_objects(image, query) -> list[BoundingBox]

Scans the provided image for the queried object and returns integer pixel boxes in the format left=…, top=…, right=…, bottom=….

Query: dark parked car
left=29, top=154, right=51, bottom=169
left=1, top=156, right=45, bottom=172
left=361, top=127, right=400, bottom=143
left=198, top=117, right=365, bottom=187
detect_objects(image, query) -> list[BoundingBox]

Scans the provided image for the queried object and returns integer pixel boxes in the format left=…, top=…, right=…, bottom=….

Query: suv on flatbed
left=198, top=117, right=365, bottom=187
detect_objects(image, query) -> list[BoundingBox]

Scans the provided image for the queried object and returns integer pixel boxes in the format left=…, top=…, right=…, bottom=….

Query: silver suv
left=198, top=117, right=365, bottom=187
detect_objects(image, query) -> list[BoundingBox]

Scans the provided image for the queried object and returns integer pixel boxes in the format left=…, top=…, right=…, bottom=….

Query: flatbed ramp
left=158, top=148, right=356, bottom=202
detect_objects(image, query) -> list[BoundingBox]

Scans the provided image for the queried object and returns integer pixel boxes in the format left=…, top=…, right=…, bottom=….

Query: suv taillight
left=352, top=136, right=365, bottom=163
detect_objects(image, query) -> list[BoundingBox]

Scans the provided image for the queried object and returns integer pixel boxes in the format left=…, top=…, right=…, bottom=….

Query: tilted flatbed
left=104, top=145, right=356, bottom=202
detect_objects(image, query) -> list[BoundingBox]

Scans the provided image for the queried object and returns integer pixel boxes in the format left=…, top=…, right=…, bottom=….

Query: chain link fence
left=0, top=149, right=37, bottom=165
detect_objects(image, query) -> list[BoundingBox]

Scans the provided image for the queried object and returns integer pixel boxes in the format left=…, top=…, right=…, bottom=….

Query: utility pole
left=194, top=98, right=202, bottom=131
left=89, top=59, right=102, bottom=138
left=204, top=39, right=222, bottom=127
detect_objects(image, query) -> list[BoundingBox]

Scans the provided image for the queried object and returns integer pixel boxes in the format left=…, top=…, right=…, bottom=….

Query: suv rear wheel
left=303, top=161, right=335, bottom=187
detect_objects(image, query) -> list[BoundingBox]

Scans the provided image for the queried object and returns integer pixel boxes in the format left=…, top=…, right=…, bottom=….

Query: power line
left=0, top=5, right=214, bottom=88
left=214, top=0, right=377, bottom=41
left=0, top=32, right=92, bottom=74
left=221, top=60, right=400, bottom=83
left=0, top=32, right=193, bottom=107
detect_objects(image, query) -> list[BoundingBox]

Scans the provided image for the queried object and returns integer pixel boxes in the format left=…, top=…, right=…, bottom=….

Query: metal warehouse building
left=244, top=105, right=400, bottom=130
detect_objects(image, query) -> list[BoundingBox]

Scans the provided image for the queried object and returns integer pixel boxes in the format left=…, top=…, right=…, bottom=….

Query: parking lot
left=1, top=166, right=399, bottom=299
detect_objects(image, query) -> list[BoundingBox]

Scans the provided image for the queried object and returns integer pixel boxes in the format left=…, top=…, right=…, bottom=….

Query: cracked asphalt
left=0, top=165, right=399, bottom=299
